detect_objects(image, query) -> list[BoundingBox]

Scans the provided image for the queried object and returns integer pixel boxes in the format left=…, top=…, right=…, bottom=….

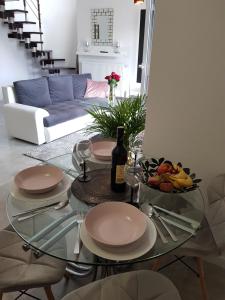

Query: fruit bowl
left=139, top=157, right=202, bottom=193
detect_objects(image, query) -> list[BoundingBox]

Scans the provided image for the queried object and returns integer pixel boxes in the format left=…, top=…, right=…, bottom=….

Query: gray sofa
left=2, top=74, right=108, bottom=144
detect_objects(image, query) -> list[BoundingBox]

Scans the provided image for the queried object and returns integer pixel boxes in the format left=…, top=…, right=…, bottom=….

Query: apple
left=159, top=182, right=174, bottom=192
left=148, top=175, right=161, bottom=186
left=157, top=163, right=173, bottom=175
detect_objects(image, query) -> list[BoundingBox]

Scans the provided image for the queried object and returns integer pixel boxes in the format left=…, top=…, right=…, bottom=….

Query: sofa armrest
left=3, top=103, right=49, bottom=145
left=2, top=86, right=16, bottom=104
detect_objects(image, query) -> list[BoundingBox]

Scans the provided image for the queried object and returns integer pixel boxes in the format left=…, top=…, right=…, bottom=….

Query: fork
left=74, top=213, right=84, bottom=254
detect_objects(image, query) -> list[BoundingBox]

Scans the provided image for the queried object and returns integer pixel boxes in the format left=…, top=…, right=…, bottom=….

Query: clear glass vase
left=108, top=84, right=116, bottom=105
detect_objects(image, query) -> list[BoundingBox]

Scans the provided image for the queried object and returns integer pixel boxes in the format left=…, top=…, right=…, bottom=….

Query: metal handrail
left=25, top=0, right=38, bottom=20
left=23, top=0, right=43, bottom=51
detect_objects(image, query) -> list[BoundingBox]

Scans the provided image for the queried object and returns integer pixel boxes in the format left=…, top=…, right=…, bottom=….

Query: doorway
left=137, top=0, right=155, bottom=95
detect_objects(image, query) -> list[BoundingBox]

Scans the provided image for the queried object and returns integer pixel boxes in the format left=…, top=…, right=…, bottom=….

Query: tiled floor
left=0, top=102, right=225, bottom=300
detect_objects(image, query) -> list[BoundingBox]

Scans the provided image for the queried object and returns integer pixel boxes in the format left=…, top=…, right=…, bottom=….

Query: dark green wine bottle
left=111, top=126, right=127, bottom=193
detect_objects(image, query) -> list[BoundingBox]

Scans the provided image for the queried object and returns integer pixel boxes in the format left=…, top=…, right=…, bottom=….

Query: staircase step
left=22, top=32, right=43, bottom=38
left=3, top=9, right=28, bottom=18
left=32, top=50, right=53, bottom=58
left=6, top=20, right=36, bottom=30
left=42, top=66, right=76, bottom=74
left=14, top=21, right=36, bottom=25
left=5, top=9, right=28, bottom=13
left=42, top=66, right=76, bottom=70
left=23, top=31, right=43, bottom=34
left=29, top=41, right=43, bottom=47
left=8, top=32, right=18, bottom=38
left=40, top=58, right=66, bottom=66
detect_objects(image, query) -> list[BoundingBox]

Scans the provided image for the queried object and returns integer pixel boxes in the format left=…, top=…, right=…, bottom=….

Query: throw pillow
left=14, top=77, right=52, bottom=108
left=84, top=79, right=109, bottom=98
left=48, top=75, right=74, bottom=103
left=73, top=73, right=92, bottom=99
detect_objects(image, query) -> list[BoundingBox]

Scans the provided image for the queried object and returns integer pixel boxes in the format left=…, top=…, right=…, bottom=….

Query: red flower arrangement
left=105, top=72, right=120, bottom=87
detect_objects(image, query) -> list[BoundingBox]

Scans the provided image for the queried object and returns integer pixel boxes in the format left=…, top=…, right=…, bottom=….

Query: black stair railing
left=0, top=0, right=76, bottom=74
left=22, top=0, right=43, bottom=51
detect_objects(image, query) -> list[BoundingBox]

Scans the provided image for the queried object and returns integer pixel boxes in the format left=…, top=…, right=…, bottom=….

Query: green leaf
left=85, top=95, right=146, bottom=147
left=183, top=168, right=190, bottom=175
left=150, top=163, right=158, bottom=168
left=151, top=158, right=158, bottom=165
left=159, top=157, right=165, bottom=164
left=193, top=179, right=202, bottom=183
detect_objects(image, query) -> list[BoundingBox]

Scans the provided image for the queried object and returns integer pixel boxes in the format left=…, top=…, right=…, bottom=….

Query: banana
left=157, top=163, right=193, bottom=190
left=175, top=176, right=193, bottom=188
left=168, top=178, right=182, bottom=189
left=172, top=169, right=187, bottom=180
left=168, top=174, right=193, bottom=188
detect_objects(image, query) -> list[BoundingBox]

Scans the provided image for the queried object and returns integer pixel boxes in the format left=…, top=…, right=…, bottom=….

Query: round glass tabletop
left=6, top=153, right=205, bottom=266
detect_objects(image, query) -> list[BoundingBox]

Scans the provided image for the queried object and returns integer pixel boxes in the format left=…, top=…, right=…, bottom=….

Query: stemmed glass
left=76, top=140, right=91, bottom=182
left=128, top=133, right=144, bottom=167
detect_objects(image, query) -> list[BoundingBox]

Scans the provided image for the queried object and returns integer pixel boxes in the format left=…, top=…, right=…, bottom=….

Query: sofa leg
left=0, top=292, right=3, bottom=300
left=195, top=257, right=209, bottom=300
left=44, top=286, right=55, bottom=300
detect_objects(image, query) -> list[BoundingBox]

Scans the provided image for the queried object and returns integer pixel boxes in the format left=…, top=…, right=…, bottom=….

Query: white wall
left=0, top=25, right=40, bottom=100
left=40, top=0, right=78, bottom=67
left=0, top=0, right=78, bottom=100
left=76, top=0, right=145, bottom=93
left=143, top=0, right=225, bottom=190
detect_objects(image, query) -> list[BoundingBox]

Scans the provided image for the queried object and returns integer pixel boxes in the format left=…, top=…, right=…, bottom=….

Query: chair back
left=206, top=174, right=225, bottom=253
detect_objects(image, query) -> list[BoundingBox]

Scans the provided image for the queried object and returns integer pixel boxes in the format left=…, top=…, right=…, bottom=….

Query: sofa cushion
left=81, top=98, right=108, bottom=108
left=43, top=101, right=88, bottom=127
left=14, top=77, right=52, bottom=108
left=84, top=79, right=109, bottom=98
left=73, top=73, right=92, bottom=99
left=48, top=75, right=74, bottom=103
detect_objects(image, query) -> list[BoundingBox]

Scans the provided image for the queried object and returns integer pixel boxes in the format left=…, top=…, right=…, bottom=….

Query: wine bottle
left=111, top=126, right=128, bottom=193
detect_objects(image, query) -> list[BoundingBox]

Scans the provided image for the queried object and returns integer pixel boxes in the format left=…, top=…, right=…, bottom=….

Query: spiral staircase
left=0, top=0, right=76, bottom=74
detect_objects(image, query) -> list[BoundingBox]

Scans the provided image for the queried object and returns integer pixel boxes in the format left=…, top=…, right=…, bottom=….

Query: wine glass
left=76, top=140, right=91, bottom=182
left=128, top=133, right=144, bottom=167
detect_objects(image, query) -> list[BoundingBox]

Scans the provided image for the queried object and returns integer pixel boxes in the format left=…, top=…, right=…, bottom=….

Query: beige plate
left=85, top=202, right=147, bottom=247
left=80, top=217, right=157, bottom=261
left=91, top=140, right=116, bottom=161
left=11, top=174, right=71, bottom=203
left=14, top=165, right=64, bottom=194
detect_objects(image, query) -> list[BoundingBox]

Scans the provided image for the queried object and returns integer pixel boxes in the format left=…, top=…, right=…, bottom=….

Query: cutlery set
left=14, top=195, right=200, bottom=256
left=143, top=204, right=200, bottom=244
left=21, top=209, right=84, bottom=257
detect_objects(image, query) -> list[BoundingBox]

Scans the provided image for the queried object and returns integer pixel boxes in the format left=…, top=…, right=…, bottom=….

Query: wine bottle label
left=115, top=165, right=125, bottom=184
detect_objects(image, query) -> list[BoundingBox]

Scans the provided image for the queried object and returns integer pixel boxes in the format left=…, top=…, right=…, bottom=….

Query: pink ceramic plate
left=14, top=165, right=64, bottom=194
left=85, top=202, right=147, bottom=247
left=91, top=140, right=116, bottom=161
left=80, top=217, right=157, bottom=261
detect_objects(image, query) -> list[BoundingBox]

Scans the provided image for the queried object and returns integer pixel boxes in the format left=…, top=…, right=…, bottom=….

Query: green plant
left=86, top=95, right=146, bottom=147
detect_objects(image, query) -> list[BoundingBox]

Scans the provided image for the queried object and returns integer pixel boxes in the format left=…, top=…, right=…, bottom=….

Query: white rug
left=24, top=131, right=93, bottom=161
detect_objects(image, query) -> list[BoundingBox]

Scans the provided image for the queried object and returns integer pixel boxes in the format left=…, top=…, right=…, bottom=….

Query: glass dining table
left=6, top=153, right=205, bottom=270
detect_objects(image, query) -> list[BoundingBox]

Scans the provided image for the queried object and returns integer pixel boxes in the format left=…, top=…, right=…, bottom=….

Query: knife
left=160, top=216, right=196, bottom=235
left=17, top=207, right=52, bottom=222
left=152, top=207, right=178, bottom=242
left=12, top=201, right=60, bottom=217
left=153, top=205, right=200, bottom=229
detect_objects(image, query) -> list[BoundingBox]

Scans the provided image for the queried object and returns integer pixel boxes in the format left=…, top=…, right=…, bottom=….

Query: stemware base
left=78, top=175, right=92, bottom=182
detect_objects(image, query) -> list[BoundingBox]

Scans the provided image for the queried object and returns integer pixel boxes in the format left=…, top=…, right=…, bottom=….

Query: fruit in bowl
left=139, top=158, right=202, bottom=193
